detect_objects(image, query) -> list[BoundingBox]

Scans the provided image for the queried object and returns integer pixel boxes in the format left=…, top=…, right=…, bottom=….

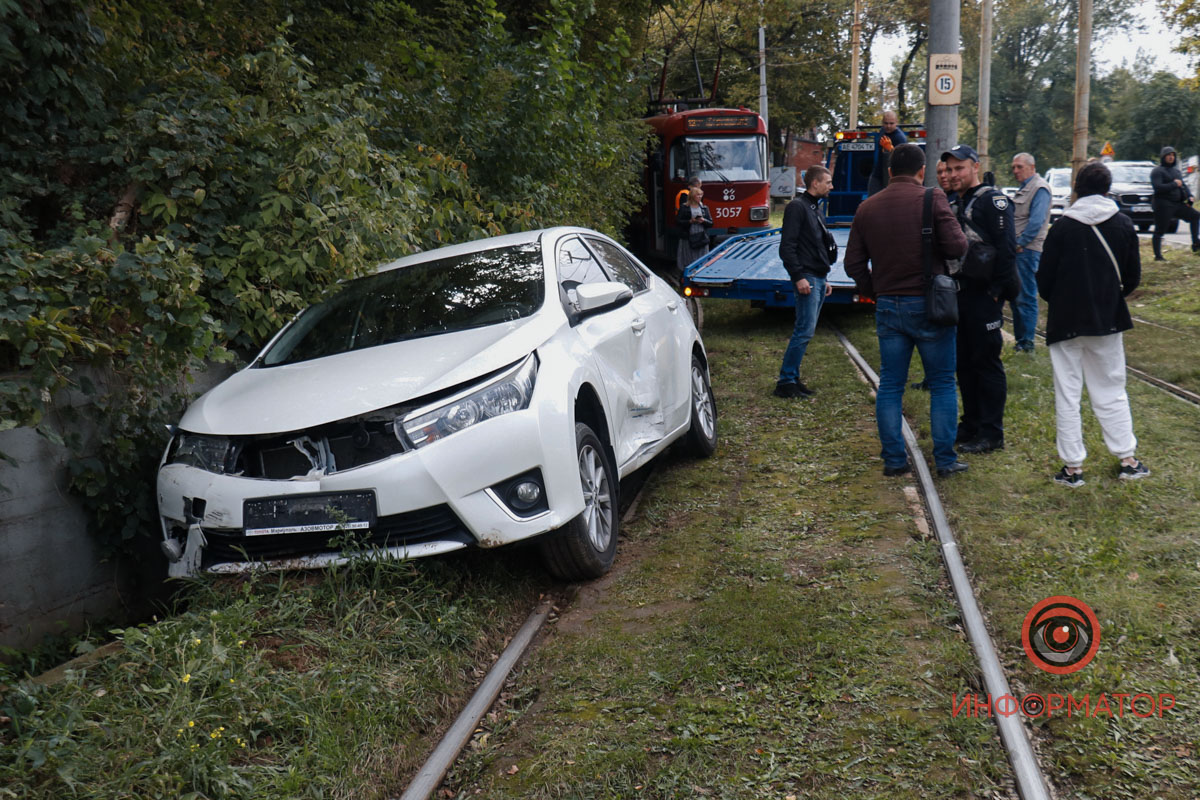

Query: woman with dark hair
left=1037, top=162, right=1148, bottom=486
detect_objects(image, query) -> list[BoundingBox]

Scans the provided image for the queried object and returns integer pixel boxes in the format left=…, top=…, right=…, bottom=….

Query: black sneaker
left=795, top=381, right=815, bottom=396
left=883, top=463, right=912, bottom=477
left=937, top=461, right=968, bottom=477
left=772, top=382, right=803, bottom=398
left=958, top=438, right=1004, bottom=454
left=1053, top=467, right=1085, bottom=488
left=1117, top=460, right=1150, bottom=480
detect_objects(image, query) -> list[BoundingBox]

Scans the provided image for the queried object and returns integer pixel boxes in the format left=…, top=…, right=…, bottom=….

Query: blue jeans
left=1011, top=249, right=1040, bottom=349
left=777, top=275, right=826, bottom=384
left=875, top=296, right=959, bottom=470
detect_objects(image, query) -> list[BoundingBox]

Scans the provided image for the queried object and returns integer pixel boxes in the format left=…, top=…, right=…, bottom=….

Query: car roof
left=373, top=227, right=609, bottom=274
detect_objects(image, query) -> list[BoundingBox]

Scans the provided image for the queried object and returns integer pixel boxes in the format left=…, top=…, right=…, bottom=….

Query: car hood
left=1110, top=181, right=1151, bottom=193
left=180, top=315, right=560, bottom=435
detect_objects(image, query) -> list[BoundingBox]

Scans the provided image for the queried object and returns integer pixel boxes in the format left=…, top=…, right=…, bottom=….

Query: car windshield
left=1109, top=165, right=1152, bottom=184
left=1049, top=171, right=1071, bottom=189
left=259, top=243, right=545, bottom=366
left=685, top=136, right=767, bottom=182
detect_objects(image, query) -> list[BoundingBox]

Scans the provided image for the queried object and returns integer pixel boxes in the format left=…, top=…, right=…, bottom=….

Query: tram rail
left=1005, top=314, right=1200, bottom=408
left=830, top=325, right=1053, bottom=800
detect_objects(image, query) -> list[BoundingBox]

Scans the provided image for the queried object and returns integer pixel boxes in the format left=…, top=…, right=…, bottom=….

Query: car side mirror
left=573, top=281, right=633, bottom=321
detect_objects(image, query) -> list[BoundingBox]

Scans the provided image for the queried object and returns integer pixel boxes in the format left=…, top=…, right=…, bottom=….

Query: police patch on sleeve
left=993, top=196, right=1010, bottom=210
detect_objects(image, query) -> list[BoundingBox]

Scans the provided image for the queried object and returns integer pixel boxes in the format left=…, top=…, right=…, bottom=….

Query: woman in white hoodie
left=1037, top=162, right=1147, bottom=486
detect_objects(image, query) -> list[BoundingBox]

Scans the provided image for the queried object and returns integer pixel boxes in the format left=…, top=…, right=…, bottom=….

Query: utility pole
left=758, top=1, right=768, bottom=132
left=925, top=0, right=960, bottom=184
left=1072, top=0, right=1093, bottom=182
left=850, top=0, right=861, bottom=129
left=977, top=0, right=993, bottom=175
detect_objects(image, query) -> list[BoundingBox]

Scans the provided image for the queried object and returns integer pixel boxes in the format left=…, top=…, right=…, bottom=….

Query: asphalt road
left=1140, top=228, right=1196, bottom=250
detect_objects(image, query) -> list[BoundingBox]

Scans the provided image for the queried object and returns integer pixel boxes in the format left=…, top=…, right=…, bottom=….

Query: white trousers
left=1049, top=334, right=1137, bottom=467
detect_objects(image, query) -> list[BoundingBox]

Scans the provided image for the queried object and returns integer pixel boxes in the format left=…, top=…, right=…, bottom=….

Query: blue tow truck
left=681, top=126, right=926, bottom=310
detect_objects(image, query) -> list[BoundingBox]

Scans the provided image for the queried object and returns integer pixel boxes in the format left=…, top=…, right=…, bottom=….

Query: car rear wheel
left=683, top=354, right=717, bottom=458
left=539, top=423, right=619, bottom=581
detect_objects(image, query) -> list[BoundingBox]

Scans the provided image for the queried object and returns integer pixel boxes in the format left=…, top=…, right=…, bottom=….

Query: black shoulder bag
left=923, top=188, right=959, bottom=326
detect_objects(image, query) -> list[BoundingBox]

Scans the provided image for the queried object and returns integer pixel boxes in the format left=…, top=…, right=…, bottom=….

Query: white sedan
left=156, top=227, right=717, bottom=581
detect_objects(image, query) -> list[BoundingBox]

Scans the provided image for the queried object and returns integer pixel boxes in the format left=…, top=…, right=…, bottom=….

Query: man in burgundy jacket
left=844, top=143, right=970, bottom=477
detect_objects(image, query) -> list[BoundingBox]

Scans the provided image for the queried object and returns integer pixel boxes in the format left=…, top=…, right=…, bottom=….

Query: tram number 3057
left=714, top=206, right=742, bottom=219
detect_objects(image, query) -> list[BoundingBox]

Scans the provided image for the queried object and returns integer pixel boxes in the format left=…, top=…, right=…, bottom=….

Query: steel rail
left=396, top=601, right=554, bottom=800
left=831, top=326, right=1053, bottom=800
left=1006, top=315, right=1200, bottom=408
left=396, top=465, right=655, bottom=800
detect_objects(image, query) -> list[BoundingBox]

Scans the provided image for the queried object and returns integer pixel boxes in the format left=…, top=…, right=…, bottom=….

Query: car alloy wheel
left=539, top=422, right=619, bottom=580
left=578, top=441, right=613, bottom=552
left=683, top=354, right=717, bottom=457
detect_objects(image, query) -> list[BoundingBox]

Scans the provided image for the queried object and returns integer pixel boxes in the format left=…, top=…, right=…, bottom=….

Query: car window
left=556, top=236, right=612, bottom=312
left=259, top=243, right=544, bottom=366
left=585, top=237, right=649, bottom=294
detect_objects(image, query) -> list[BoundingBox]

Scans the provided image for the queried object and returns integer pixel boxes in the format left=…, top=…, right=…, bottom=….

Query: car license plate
left=1133, top=204, right=1152, bottom=213
left=243, top=491, right=376, bottom=536
left=841, top=141, right=875, bottom=151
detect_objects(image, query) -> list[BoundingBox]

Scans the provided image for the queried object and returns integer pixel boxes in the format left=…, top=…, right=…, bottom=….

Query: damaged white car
left=157, top=227, right=717, bottom=580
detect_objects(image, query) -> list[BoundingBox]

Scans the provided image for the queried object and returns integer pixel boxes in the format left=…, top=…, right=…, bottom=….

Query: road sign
left=1101, top=141, right=1115, bottom=158
left=928, top=53, right=963, bottom=106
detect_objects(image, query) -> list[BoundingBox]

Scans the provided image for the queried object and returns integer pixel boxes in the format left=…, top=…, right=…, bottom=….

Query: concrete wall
left=0, top=426, right=136, bottom=651
left=0, top=363, right=236, bottom=652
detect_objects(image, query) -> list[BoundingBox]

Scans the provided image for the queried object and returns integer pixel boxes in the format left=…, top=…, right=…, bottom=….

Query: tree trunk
left=108, top=182, right=140, bottom=236
left=897, top=33, right=927, bottom=119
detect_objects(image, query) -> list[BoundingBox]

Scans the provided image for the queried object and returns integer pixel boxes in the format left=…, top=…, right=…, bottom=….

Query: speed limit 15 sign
left=928, top=53, right=962, bottom=106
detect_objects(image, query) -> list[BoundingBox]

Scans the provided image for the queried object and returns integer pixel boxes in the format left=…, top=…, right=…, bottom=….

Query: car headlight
left=169, top=433, right=233, bottom=473
left=401, top=354, right=537, bottom=449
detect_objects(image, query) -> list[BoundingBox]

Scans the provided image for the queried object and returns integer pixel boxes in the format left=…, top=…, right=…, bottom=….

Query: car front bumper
left=157, top=399, right=585, bottom=575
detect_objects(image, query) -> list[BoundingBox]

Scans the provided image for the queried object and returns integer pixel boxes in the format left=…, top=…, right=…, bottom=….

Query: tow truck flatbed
left=680, top=226, right=873, bottom=309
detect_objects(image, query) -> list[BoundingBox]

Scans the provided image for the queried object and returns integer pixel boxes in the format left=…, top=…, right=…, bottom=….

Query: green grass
left=1115, top=242, right=1200, bottom=391
left=0, top=554, right=547, bottom=799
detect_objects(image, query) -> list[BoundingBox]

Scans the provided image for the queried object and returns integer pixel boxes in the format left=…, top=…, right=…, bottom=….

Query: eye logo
left=1022, top=596, right=1101, bottom=674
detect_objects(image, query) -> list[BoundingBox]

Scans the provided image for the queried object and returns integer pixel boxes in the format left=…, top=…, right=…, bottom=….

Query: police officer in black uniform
left=941, top=144, right=1019, bottom=454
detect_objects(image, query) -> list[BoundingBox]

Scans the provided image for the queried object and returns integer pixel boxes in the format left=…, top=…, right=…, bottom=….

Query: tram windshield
left=672, top=136, right=767, bottom=183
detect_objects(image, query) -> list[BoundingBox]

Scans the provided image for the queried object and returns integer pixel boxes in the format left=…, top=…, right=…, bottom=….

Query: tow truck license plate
left=1132, top=204, right=1152, bottom=213
left=244, top=491, right=376, bottom=536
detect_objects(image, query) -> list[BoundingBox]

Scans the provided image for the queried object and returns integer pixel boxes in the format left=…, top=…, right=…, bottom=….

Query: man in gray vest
left=1010, top=153, right=1051, bottom=352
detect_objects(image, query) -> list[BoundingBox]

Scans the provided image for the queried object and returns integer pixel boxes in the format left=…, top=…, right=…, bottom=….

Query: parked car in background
left=1045, top=167, right=1071, bottom=222
left=157, top=228, right=718, bottom=581
left=1185, top=155, right=1200, bottom=200
left=1105, top=160, right=1157, bottom=232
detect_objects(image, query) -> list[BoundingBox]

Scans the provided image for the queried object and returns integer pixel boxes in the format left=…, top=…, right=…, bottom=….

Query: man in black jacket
left=942, top=144, right=1019, bottom=454
left=1150, top=145, right=1200, bottom=260
left=774, top=164, right=835, bottom=398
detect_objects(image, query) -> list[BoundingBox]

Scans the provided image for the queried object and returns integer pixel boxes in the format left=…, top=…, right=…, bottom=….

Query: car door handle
left=667, top=300, right=678, bottom=311
left=631, top=318, right=646, bottom=333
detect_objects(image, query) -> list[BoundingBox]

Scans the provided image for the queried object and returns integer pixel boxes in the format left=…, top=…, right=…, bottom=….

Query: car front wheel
left=539, top=422, right=619, bottom=581
left=683, top=354, right=717, bottom=458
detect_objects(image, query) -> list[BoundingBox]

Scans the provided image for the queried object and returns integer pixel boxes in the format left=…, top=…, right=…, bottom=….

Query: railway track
left=393, top=464, right=656, bottom=800
left=1005, top=314, right=1200, bottom=408
left=830, top=326, right=1053, bottom=800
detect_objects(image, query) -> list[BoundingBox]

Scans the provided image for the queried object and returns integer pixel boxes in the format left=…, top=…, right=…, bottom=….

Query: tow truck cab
left=679, top=125, right=927, bottom=309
